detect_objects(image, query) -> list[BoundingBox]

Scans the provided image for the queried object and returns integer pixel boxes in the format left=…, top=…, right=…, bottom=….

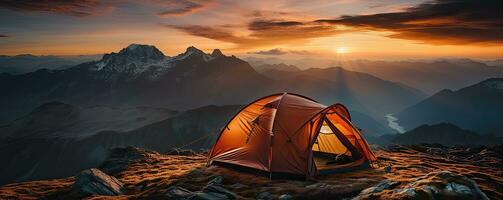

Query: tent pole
left=268, top=92, right=287, bottom=179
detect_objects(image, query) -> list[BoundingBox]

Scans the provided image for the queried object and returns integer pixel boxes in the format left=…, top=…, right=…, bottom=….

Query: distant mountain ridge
left=342, top=59, right=503, bottom=94
left=246, top=57, right=503, bottom=94
left=252, top=63, right=301, bottom=73
left=0, top=54, right=100, bottom=74
left=396, top=78, right=503, bottom=135
left=389, top=123, right=502, bottom=146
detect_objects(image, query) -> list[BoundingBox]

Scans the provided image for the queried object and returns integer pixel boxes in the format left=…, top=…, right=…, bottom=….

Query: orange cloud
left=316, top=0, right=503, bottom=45
left=157, top=0, right=214, bottom=17
left=0, top=0, right=112, bottom=17
left=166, top=19, right=339, bottom=49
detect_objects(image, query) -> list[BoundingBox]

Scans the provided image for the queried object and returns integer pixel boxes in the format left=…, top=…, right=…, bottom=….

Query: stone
left=359, top=180, right=400, bottom=195
left=207, top=176, right=224, bottom=185
left=426, top=147, right=447, bottom=155
left=279, top=194, right=294, bottom=200
left=202, top=184, right=237, bottom=200
left=189, top=192, right=229, bottom=200
left=397, top=188, right=417, bottom=197
left=228, top=183, right=247, bottom=189
left=445, top=182, right=474, bottom=195
left=165, top=186, right=193, bottom=198
left=73, top=168, right=126, bottom=196
left=352, top=171, right=489, bottom=200
left=256, top=191, right=273, bottom=200
left=384, top=165, right=392, bottom=173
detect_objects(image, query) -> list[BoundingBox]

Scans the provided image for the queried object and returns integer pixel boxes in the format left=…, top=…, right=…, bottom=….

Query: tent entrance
left=312, top=118, right=361, bottom=171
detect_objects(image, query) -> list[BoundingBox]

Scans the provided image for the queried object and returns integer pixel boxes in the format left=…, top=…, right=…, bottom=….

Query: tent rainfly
left=208, top=93, right=377, bottom=179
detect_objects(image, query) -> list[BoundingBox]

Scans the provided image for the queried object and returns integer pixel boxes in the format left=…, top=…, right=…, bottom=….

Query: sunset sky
left=0, top=0, right=502, bottom=59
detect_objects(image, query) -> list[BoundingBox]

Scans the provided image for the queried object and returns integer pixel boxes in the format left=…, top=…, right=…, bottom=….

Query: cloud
left=316, top=0, right=503, bottom=45
left=166, top=19, right=339, bottom=49
left=249, top=48, right=317, bottom=55
left=157, top=0, right=213, bottom=17
left=0, top=0, right=112, bottom=17
left=0, top=0, right=211, bottom=17
left=0, top=35, right=7, bottom=37
left=250, top=48, right=287, bottom=55
left=165, top=25, right=243, bottom=43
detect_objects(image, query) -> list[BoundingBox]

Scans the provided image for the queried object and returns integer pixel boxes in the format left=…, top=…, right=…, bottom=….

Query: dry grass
left=0, top=147, right=501, bottom=199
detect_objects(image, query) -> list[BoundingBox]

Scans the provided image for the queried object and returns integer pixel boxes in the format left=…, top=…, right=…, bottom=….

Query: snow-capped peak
left=211, top=49, right=224, bottom=57
left=126, top=44, right=141, bottom=50
left=183, top=46, right=206, bottom=56
left=90, top=44, right=228, bottom=79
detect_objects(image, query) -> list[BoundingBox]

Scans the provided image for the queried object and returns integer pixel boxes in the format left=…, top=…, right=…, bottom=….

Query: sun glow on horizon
left=335, top=47, right=348, bottom=54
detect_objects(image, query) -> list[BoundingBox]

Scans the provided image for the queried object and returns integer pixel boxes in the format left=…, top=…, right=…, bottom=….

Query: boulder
left=404, top=171, right=489, bottom=200
left=207, top=176, right=224, bottom=185
left=165, top=186, right=193, bottom=198
left=73, top=168, right=126, bottom=196
left=359, top=180, right=400, bottom=195
left=228, top=183, right=247, bottom=189
left=202, top=184, right=237, bottom=200
left=279, top=194, right=294, bottom=200
left=256, top=191, right=273, bottom=200
left=352, top=171, right=489, bottom=200
left=303, top=182, right=371, bottom=199
left=426, top=147, right=447, bottom=155
left=190, top=192, right=231, bottom=200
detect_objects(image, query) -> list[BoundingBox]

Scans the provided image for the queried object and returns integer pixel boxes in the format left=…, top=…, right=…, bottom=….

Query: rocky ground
left=0, top=145, right=501, bottom=200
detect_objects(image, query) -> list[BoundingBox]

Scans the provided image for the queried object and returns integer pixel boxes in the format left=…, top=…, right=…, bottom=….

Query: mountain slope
left=343, top=59, right=503, bottom=94
left=0, top=102, right=177, bottom=139
left=0, top=54, right=100, bottom=74
left=396, top=78, right=503, bottom=135
left=389, top=123, right=502, bottom=146
left=0, top=104, right=241, bottom=185
left=274, top=67, right=426, bottom=121
left=252, top=63, right=301, bottom=73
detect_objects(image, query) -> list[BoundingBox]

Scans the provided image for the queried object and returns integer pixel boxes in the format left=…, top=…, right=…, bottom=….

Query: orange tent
left=208, top=93, right=377, bottom=178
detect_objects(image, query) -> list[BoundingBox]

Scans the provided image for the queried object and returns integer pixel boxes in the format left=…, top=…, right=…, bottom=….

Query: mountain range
left=0, top=54, right=100, bottom=74
left=0, top=44, right=424, bottom=127
left=0, top=102, right=177, bottom=139
left=396, top=78, right=503, bottom=136
left=246, top=57, right=503, bottom=95
left=342, top=59, right=503, bottom=94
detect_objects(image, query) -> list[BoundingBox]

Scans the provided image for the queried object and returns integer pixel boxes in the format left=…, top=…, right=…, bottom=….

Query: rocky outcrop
left=167, top=148, right=198, bottom=156
left=99, top=146, right=160, bottom=175
left=356, top=180, right=400, bottom=197
left=73, top=168, right=126, bottom=196
left=165, top=186, right=193, bottom=199
left=165, top=175, right=237, bottom=200
left=353, top=171, right=489, bottom=200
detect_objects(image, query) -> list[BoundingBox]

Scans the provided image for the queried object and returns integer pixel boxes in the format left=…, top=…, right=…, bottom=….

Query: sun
left=335, top=47, right=348, bottom=54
